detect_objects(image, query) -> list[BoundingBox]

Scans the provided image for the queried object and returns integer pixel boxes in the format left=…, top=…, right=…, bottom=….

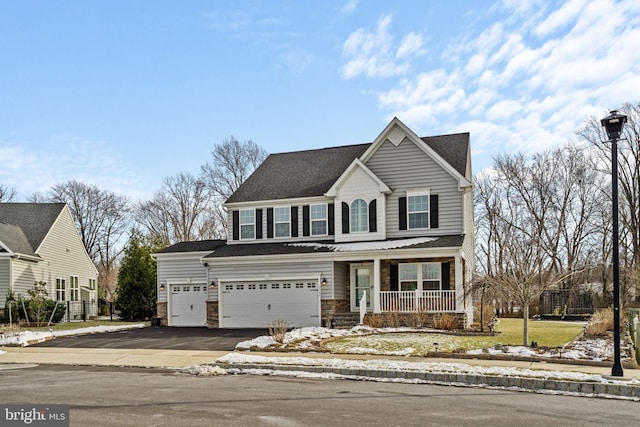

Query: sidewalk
left=2, top=346, right=640, bottom=399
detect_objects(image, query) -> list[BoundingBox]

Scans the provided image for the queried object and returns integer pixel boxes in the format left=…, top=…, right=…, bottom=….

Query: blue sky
left=1, top=0, right=639, bottom=201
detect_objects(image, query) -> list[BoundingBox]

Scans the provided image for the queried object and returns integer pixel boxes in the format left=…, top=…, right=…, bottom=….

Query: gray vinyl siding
left=332, top=261, right=348, bottom=300
left=365, top=139, right=464, bottom=237
left=35, top=207, right=98, bottom=302
left=209, top=260, right=333, bottom=301
left=0, top=258, right=10, bottom=305
left=156, top=254, right=210, bottom=303
left=10, top=258, right=38, bottom=298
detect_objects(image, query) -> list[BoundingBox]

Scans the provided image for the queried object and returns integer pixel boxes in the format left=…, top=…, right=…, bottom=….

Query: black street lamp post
left=600, top=109, right=627, bottom=377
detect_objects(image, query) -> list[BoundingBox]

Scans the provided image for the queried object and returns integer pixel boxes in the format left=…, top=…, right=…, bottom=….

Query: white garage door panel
left=221, top=280, right=320, bottom=328
left=170, top=284, right=207, bottom=327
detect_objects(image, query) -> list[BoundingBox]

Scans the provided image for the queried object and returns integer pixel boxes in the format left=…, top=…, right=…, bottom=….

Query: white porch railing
left=379, top=290, right=456, bottom=312
left=359, top=290, right=367, bottom=325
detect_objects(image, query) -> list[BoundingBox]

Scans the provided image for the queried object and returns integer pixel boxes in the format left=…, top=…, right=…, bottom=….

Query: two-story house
left=155, top=118, right=474, bottom=329
left=0, top=203, right=99, bottom=321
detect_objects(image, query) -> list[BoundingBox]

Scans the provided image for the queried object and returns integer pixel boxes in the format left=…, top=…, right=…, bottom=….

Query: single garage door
left=220, top=279, right=320, bottom=328
left=169, top=284, right=207, bottom=327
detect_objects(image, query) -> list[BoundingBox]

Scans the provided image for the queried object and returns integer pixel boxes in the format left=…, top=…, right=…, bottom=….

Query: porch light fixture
left=209, top=281, right=217, bottom=289
left=322, top=277, right=328, bottom=286
left=159, top=284, right=166, bottom=291
left=600, top=109, right=628, bottom=377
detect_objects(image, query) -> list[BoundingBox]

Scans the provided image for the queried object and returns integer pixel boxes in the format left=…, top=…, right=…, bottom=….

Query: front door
left=351, top=264, right=372, bottom=311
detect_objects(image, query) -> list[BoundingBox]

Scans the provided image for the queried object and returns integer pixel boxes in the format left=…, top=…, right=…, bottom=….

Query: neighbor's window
left=311, top=204, right=327, bottom=236
left=69, top=276, right=79, bottom=301
left=56, top=278, right=66, bottom=301
left=399, top=264, right=418, bottom=291
left=408, top=194, right=429, bottom=229
left=240, top=209, right=255, bottom=239
left=274, top=207, right=290, bottom=238
left=351, top=199, right=368, bottom=233
left=89, top=278, right=96, bottom=290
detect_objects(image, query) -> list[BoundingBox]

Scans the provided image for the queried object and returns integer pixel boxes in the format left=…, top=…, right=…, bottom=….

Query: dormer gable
left=325, top=159, right=391, bottom=198
left=360, top=117, right=472, bottom=189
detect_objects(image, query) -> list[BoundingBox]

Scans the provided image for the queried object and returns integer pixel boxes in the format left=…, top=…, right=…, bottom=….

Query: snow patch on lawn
left=0, top=323, right=146, bottom=347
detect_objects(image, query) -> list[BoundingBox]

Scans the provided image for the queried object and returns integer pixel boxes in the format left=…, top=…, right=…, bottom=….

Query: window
left=259, top=284, right=268, bottom=290
left=408, top=194, right=429, bottom=229
left=240, top=209, right=255, bottom=239
left=399, top=264, right=418, bottom=291
left=274, top=207, right=290, bottom=238
left=248, top=284, right=256, bottom=290
left=351, top=199, right=368, bottom=233
left=88, top=278, right=96, bottom=290
left=56, top=278, right=66, bottom=302
left=69, top=276, right=79, bottom=301
left=399, top=263, right=442, bottom=291
left=422, top=263, right=441, bottom=290
left=311, top=204, right=327, bottom=236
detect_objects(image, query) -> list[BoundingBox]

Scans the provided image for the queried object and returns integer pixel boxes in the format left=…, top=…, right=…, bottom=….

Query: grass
left=325, top=318, right=585, bottom=356
left=0, top=320, right=145, bottom=333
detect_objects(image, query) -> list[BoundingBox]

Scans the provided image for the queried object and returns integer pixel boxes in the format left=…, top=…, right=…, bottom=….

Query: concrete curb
left=217, top=362, right=640, bottom=400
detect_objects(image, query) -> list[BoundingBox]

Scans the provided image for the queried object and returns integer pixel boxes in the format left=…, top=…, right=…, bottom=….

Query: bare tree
left=0, top=184, right=17, bottom=202
left=46, top=180, right=130, bottom=300
left=201, top=137, right=267, bottom=237
left=135, top=172, right=222, bottom=246
left=577, top=102, right=640, bottom=301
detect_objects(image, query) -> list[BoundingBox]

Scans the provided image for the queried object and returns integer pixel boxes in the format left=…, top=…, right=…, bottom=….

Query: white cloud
left=338, top=0, right=359, bottom=15
left=341, top=15, right=424, bottom=79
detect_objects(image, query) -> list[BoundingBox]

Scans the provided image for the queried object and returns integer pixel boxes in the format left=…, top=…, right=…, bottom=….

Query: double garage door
left=220, top=279, right=320, bottom=328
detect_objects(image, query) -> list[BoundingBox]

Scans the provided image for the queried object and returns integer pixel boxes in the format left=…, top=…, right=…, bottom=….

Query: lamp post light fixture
left=600, top=109, right=628, bottom=377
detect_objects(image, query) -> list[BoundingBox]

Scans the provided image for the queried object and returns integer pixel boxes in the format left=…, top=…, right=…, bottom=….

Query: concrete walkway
left=2, top=346, right=640, bottom=399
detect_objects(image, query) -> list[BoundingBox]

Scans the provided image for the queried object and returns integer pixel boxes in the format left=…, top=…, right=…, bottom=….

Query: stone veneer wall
left=207, top=301, right=219, bottom=328
left=156, top=302, right=167, bottom=326
left=321, top=299, right=350, bottom=323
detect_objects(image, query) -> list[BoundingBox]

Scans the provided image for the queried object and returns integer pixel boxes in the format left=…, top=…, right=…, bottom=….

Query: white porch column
left=373, top=258, right=381, bottom=313
left=455, top=255, right=463, bottom=311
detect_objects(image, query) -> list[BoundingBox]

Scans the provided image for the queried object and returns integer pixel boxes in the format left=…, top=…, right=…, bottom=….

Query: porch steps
left=330, top=312, right=360, bottom=329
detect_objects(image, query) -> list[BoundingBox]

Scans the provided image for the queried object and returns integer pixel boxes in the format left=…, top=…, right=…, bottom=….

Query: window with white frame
left=399, top=263, right=442, bottom=291
left=408, top=194, right=429, bottom=229
left=274, top=207, right=290, bottom=238
left=88, top=278, right=96, bottom=290
left=69, top=276, right=79, bottom=301
left=399, top=264, right=418, bottom=291
left=240, top=209, right=255, bottom=239
left=56, top=278, right=66, bottom=302
left=351, top=199, right=368, bottom=233
left=311, top=204, right=327, bottom=236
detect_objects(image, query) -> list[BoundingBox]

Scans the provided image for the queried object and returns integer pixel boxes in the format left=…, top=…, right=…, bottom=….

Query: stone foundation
left=156, top=302, right=167, bottom=326
left=207, top=301, right=219, bottom=328
left=321, top=299, right=350, bottom=325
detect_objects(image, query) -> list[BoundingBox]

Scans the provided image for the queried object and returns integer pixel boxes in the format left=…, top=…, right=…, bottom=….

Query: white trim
left=325, top=159, right=391, bottom=197
left=225, top=195, right=332, bottom=210
left=359, top=117, right=472, bottom=189
left=350, top=263, right=373, bottom=312
left=274, top=206, right=291, bottom=239
left=239, top=208, right=256, bottom=240
left=310, top=203, right=329, bottom=237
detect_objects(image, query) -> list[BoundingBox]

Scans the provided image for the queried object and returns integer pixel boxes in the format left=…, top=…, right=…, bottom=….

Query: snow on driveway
left=0, top=323, right=146, bottom=346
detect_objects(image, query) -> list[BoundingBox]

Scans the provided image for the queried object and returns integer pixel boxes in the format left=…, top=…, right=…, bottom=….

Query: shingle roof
left=0, top=203, right=65, bottom=253
left=225, top=132, right=469, bottom=204
left=0, top=222, right=38, bottom=256
left=204, top=235, right=465, bottom=258
left=155, top=240, right=227, bottom=254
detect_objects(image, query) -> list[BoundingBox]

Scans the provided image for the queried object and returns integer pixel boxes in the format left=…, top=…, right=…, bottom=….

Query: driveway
left=33, top=326, right=267, bottom=351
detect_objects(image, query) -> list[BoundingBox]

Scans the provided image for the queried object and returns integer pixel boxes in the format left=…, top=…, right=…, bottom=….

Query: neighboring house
left=0, top=203, right=99, bottom=320
left=155, top=117, right=474, bottom=328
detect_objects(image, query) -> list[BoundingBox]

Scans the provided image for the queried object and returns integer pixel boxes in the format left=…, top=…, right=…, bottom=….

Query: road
left=0, top=364, right=637, bottom=427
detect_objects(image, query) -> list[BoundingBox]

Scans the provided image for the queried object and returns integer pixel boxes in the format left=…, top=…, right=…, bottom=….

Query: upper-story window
left=408, top=194, right=429, bottom=229
left=350, top=199, right=368, bottom=233
left=274, top=207, right=290, bottom=238
left=311, top=204, right=327, bottom=236
left=240, top=209, right=255, bottom=239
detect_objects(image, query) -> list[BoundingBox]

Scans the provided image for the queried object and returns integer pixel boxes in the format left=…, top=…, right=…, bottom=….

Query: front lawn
left=324, top=319, right=585, bottom=356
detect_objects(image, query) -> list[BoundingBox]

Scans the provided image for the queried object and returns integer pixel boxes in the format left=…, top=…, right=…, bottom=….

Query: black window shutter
left=232, top=210, right=239, bottom=240
left=390, top=264, right=399, bottom=291
left=430, top=194, right=439, bottom=228
left=398, top=197, right=407, bottom=230
left=341, top=202, right=350, bottom=234
left=266, top=208, right=274, bottom=238
left=255, top=209, right=263, bottom=239
left=441, top=262, right=450, bottom=290
left=368, top=199, right=377, bottom=232
left=302, top=205, right=310, bottom=236
left=328, top=203, right=335, bottom=235
left=291, top=206, right=299, bottom=237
